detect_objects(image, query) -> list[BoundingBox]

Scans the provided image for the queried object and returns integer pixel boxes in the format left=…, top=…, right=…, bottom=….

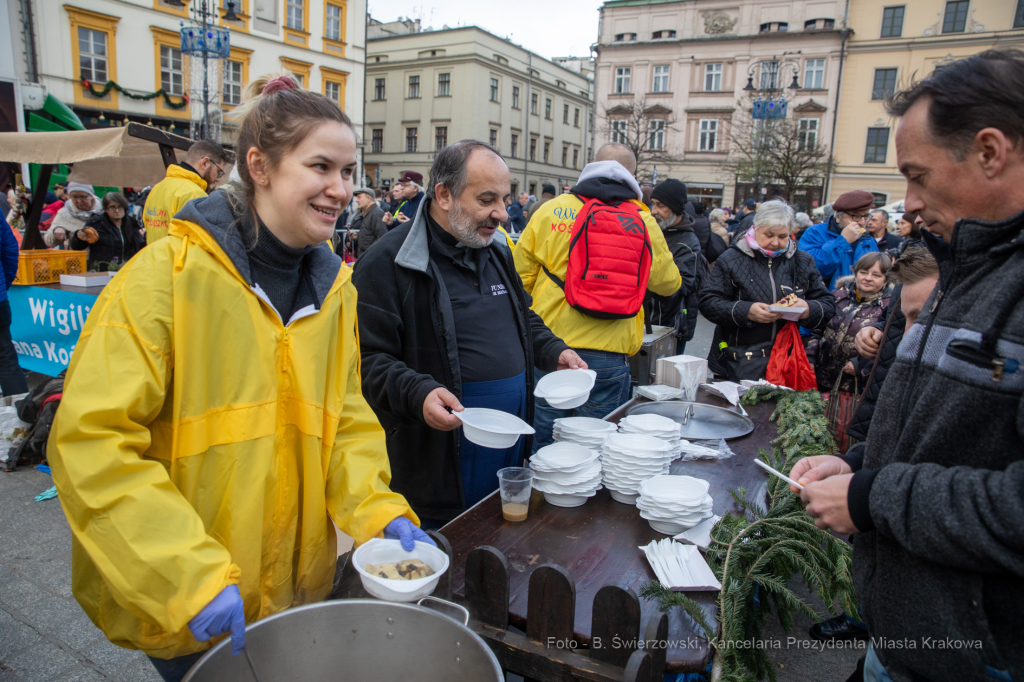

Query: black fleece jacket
left=353, top=199, right=569, bottom=522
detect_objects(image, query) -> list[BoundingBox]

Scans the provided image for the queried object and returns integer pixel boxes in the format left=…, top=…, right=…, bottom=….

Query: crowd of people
left=0, top=48, right=1019, bottom=682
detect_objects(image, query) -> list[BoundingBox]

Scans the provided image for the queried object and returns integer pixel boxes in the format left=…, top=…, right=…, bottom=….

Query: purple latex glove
left=188, top=585, right=246, bottom=656
left=383, top=517, right=436, bottom=551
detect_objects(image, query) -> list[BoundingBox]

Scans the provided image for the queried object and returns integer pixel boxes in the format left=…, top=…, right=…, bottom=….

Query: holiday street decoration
left=80, top=80, right=189, bottom=109
left=641, top=387, right=858, bottom=682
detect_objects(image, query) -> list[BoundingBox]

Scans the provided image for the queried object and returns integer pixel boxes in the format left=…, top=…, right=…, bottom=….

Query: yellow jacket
left=143, top=164, right=208, bottom=244
left=514, top=193, right=681, bottom=356
left=49, top=193, right=416, bottom=658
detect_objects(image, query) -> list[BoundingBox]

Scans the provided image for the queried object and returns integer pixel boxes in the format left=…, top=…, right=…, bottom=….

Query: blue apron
left=458, top=370, right=529, bottom=508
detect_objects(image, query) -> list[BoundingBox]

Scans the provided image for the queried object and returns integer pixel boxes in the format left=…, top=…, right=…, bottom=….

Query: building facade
left=827, top=0, right=1024, bottom=207
left=364, top=26, right=594, bottom=197
left=595, top=0, right=845, bottom=210
left=29, top=0, right=364, bottom=154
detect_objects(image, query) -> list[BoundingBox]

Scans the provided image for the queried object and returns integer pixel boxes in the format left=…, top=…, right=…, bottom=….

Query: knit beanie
left=66, top=182, right=95, bottom=196
left=651, top=179, right=687, bottom=216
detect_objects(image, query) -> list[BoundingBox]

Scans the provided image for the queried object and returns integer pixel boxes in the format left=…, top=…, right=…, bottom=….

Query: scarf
left=64, top=196, right=101, bottom=221
left=744, top=225, right=787, bottom=258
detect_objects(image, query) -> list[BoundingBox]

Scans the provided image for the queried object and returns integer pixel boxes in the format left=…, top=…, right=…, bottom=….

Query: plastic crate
left=12, top=250, right=89, bottom=285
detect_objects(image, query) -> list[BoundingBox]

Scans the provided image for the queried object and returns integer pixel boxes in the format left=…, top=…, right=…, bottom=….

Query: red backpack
left=542, top=197, right=653, bottom=319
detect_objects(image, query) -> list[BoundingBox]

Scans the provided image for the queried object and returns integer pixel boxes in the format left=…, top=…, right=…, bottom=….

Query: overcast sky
left=366, top=0, right=602, bottom=61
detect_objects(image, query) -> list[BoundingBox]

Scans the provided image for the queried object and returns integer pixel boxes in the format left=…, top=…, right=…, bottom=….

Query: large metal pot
left=182, top=598, right=503, bottom=681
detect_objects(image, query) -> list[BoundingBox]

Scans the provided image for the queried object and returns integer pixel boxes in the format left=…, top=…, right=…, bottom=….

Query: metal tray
left=625, top=401, right=754, bottom=440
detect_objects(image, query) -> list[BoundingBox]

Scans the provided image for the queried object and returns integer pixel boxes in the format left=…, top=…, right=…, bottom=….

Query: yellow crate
left=12, top=250, right=89, bottom=285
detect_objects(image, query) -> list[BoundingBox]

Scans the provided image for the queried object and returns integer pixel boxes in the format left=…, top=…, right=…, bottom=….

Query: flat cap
left=833, top=190, right=875, bottom=213
left=352, top=187, right=375, bottom=199
left=398, top=170, right=423, bottom=184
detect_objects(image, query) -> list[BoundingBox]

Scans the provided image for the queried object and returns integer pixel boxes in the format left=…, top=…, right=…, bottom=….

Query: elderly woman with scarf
left=45, top=182, right=103, bottom=248
left=700, top=200, right=835, bottom=381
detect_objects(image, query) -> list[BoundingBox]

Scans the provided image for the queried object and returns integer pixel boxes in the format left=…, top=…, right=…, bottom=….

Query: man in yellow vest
left=143, top=140, right=232, bottom=245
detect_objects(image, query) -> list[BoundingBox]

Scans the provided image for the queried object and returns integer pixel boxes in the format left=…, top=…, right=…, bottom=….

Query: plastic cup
left=497, top=467, right=534, bottom=522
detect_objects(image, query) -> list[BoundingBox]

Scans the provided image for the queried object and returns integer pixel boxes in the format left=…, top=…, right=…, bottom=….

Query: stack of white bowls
left=529, top=443, right=603, bottom=507
left=617, top=414, right=683, bottom=458
left=636, top=475, right=713, bottom=535
left=552, top=417, right=617, bottom=449
left=599, top=433, right=675, bottom=504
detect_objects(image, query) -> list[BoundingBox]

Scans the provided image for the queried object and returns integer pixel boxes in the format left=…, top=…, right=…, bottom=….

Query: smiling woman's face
left=250, top=120, right=357, bottom=248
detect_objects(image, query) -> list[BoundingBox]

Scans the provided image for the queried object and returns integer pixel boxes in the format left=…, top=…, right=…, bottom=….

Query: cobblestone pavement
left=0, top=467, right=161, bottom=682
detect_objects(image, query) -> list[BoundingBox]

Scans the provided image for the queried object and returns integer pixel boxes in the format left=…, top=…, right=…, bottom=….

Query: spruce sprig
left=640, top=389, right=857, bottom=682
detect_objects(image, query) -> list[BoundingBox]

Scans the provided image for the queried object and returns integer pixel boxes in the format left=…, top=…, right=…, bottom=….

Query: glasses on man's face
left=845, top=212, right=870, bottom=223
left=210, top=160, right=226, bottom=180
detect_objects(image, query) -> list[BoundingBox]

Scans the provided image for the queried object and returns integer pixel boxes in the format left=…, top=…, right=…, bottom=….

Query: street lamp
left=178, top=1, right=233, bottom=142
left=744, top=55, right=802, bottom=119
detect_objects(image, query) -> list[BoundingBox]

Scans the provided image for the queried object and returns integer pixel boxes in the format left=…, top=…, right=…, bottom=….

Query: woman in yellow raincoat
left=48, top=74, right=431, bottom=681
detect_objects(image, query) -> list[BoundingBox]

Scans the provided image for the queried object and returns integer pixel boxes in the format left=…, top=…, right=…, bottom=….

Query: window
left=371, top=128, right=383, bottom=154
left=160, top=45, right=184, bottom=96
left=611, top=119, right=627, bottom=144
left=942, top=1, right=969, bottom=33
left=561, top=146, right=568, bottom=166
left=652, top=65, right=670, bottom=93
left=408, top=75, right=420, bottom=98
left=798, top=118, right=819, bottom=149
left=286, top=0, right=304, bottom=30
left=325, top=80, right=340, bottom=104
left=1016, top=0, right=1024, bottom=28
left=872, top=68, right=897, bottom=100
left=406, top=127, right=418, bottom=153
left=490, top=78, right=499, bottom=102
left=574, top=108, right=580, bottom=127
left=529, top=137, right=537, bottom=161
left=572, top=148, right=579, bottom=168
left=437, top=72, right=450, bottom=96
left=223, top=60, right=243, bottom=105
left=563, top=104, right=569, bottom=123
left=704, top=63, right=722, bottom=91
left=864, top=128, right=890, bottom=163
left=545, top=98, right=552, bottom=119
left=436, top=126, right=448, bottom=151
left=543, top=141, right=550, bottom=163
left=699, top=119, right=718, bottom=151
left=614, top=67, right=631, bottom=94
left=648, top=120, right=665, bottom=151
left=512, top=85, right=520, bottom=108
left=510, top=134, right=518, bottom=158
left=804, top=59, right=825, bottom=89
left=531, top=93, right=538, bottom=114
left=759, top=22, right=788, bottom=32
left=759, top=61, right=780, bottom=90
left=374, top=77, right=385, bottom=100
left=614, top=33, right=637, bottom=41
left=881, top=6, right=905, bottom=37
left=325, top=3, right=342, bottom=41
left=804, top=18, right=835, bottom=29
left=78, top=28, right=108, bottom=82
left=651, top=30, right=676, bottom=39
left=489, top=129, right=498, bottom=147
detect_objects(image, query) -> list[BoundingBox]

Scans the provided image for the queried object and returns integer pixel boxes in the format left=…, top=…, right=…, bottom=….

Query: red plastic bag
left=766, top=322, right=817, bottom=390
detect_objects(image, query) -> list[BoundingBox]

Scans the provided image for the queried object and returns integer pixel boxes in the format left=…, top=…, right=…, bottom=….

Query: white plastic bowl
left=608, top=489, right=640, bottom=505
left=554, top=417, right=617, bottom=434
left=604, top=433, right=672, bottom=453
left=352, top=538, right=450, bottom=602
left=543, top=490, right=596, bottom=507
left=531, top=443, right=599, bottom=471
left=620, top=413, right=680, bottom=433
left=535, top=369, right=597, bottom=409
left=640, top=475, right=710, bottom=502
left=456, top=408, right=535, bottom=448
left=644, top=516, right=694, bottom=535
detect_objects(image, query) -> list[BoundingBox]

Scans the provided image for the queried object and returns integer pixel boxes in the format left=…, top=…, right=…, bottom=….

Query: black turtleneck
left=240, top=219, right=315, bottom=322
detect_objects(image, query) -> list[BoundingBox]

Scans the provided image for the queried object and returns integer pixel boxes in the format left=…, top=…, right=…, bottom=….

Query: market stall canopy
left=0, top=124, right=190, bottom=187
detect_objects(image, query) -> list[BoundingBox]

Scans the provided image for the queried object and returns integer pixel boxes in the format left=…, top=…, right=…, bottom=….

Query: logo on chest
left=491, top=284, right=508, bottom=296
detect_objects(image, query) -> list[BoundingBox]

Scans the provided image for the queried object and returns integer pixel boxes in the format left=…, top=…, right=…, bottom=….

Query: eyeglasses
left=105, top=205, right=125, bottom=213
left=844, top=212, right=871, bottom=222
left=208, top=158, right=226, bottom=180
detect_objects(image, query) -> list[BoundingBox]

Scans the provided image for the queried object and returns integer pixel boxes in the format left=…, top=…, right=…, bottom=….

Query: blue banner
left=8, top=286, right=100, bottom=376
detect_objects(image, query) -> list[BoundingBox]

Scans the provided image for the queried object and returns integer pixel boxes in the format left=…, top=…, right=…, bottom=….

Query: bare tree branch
left=599, top=95, right=684, bottom=183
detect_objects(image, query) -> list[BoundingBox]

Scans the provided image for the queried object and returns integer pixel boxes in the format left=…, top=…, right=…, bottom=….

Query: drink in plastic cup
left=497, top=467, right=534, bottom=522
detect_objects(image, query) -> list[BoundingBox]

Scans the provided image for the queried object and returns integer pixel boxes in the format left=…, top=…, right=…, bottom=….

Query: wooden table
left=440, top=389, right=775, bottom=674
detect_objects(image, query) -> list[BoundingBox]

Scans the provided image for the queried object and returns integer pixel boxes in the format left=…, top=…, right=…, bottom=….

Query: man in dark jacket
left=382, top=170, right=425, bottom=229
left=525, top=184, right=557, bottom=222
left=792, top=50, right=1024, bottom=682
left=646, top=179, right=702, bottom=350
left=799, top=190, right=880, bottom=289
left=867, top=209, right=903, bottom=257
left=351, top=188, right=388, bottom=256
left=354, top=140, right=585, bottom=526
left=507, top=192, right=528, bottom=233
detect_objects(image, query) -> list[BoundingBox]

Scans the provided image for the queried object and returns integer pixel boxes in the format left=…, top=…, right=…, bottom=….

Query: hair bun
left=263, top=76, right=299, bottom=95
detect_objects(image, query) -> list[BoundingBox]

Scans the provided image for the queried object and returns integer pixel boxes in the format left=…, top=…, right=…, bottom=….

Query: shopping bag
left=765, top=322, right=817, bottom=390
left=824, top=384, right=861, bottom=454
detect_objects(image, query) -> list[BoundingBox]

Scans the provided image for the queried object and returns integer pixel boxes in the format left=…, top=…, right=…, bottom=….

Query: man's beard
left=448, top=199, right=498, bottom=248
left=655, top=212, right=679, bottom=229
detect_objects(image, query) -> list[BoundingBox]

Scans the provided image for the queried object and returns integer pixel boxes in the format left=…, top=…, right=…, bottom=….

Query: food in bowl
left=366, top=559, right=436, bottom=581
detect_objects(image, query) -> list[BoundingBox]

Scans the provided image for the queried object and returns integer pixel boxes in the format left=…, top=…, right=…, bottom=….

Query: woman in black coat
left=699, top=200, right=836, bottom=380
left=71, top=192, right=144, bottom=271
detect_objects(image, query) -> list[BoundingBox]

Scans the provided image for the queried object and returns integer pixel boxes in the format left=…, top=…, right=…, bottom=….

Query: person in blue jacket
left=0, top=211, right=27, bottom=396
left=798, top=190, right=879, bottom=289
